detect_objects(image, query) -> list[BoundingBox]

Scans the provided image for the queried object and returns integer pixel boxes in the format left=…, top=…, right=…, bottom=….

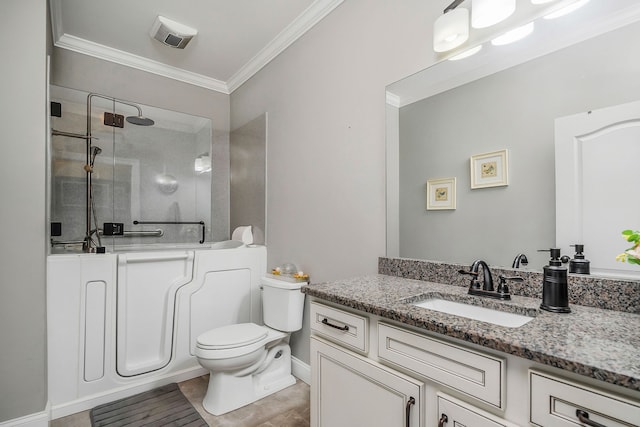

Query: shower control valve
left=103, top=222, right=124, bottom=236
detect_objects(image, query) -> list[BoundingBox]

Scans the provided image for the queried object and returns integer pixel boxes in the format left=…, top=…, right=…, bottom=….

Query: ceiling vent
left=150, top=16, right=197, bottom=49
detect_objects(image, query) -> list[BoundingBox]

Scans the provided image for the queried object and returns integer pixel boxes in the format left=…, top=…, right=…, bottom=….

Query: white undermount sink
left=413, top=298, right=534, bottom=328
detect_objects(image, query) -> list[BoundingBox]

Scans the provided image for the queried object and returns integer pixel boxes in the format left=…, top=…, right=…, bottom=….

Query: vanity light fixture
left=472, top=0, right=516, bottom=29
left=491, top=21, right=535, bottom=45
left=449, top=44, right=483, bottom=60
left=433, top=0, right=470, bottom=52
left=544, top=0, right=589, bottom=19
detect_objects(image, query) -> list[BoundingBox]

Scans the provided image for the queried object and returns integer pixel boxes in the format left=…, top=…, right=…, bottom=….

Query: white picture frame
left=426, top=177, right=456, bottom=210
left=470, top=149, right=509, bottom=189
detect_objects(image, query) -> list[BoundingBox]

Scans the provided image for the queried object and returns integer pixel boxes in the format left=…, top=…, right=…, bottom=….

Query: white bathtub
left=109, top=239, right=247, bottom=252
left=47, top=243, right=266, bottom=419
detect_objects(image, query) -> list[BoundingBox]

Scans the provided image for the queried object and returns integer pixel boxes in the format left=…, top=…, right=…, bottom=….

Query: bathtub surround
left=230, top=114, right=267, bottom=246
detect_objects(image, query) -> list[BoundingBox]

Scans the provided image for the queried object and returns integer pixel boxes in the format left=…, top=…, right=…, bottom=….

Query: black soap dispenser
left=541, top=248, right=571, bottom=313
left=569, top=244, right=590, bottom=275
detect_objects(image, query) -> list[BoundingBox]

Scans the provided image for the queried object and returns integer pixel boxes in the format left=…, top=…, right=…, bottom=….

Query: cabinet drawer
left=530, top=370, right=640, bottom=427
left=437, top=393, right=518, bottom=427
left=378, top=323, right=505, bottom=408
left=310, top=302, right=368, bottom=353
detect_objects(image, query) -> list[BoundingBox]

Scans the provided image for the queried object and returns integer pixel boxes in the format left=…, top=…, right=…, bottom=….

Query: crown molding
left=53, top=34, right=230, bottom=93
left=226, top=0, right=344, bottom=92
left=50, top=0, right=343, bottom=95
left=385, top=92, right=400, bottom=108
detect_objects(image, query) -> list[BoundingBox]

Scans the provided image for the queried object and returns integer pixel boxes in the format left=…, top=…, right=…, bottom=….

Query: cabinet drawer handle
left=321, top=318, right=349, bottom=331
left=438, top=413, right=448, bottom=427
left=576, top=410, right=608, bottom=427
left=405, top=396, right=416, bottom=427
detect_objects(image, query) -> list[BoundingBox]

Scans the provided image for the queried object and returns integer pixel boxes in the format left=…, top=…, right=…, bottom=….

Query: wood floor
left=51, top=376, right=310, bottom=427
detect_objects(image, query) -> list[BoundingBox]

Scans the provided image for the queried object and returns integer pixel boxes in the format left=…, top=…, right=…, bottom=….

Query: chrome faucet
left=459, top=260, right=522, bottom=300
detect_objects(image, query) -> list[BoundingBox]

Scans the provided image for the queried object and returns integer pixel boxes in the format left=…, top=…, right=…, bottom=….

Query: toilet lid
left=196, top=323, right=268, bottom=350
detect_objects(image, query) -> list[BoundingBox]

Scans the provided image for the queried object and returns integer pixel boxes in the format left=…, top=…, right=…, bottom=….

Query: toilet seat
left=197, top=323, right=268, bottom=350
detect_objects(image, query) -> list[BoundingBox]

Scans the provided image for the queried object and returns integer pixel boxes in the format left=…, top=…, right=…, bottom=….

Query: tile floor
left=51, top=375, right=310, bottom=427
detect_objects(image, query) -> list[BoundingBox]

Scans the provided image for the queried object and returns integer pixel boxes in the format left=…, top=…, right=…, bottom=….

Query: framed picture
left=426, top=177, right=456, bottom=210
left=470, top=149, right=509, bottom=189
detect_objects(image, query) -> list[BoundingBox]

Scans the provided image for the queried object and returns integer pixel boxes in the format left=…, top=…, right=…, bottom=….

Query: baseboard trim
left=0, top=409, right=49, bottom=427
left=291, top=356, right=311, bottom=385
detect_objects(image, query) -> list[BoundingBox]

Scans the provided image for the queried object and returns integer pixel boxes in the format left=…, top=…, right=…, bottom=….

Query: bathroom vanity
left=303, top=262, right=640, bottom=427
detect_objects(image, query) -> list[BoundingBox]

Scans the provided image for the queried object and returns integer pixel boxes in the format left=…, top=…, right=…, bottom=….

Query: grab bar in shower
left=97, top=229, right=164, bottom=238
left=133, top=221, right=206, bottom=244
left=51, top=129, right=97, bottom=140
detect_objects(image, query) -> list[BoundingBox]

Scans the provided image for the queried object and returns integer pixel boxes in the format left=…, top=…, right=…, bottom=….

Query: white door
left=311, top=337, right=422, bottom=427
left=555, top=100, right=640, bottom=278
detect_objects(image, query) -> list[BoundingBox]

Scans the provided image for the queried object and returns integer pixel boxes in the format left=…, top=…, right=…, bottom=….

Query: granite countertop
left=302, top=274, right=640, bottom=392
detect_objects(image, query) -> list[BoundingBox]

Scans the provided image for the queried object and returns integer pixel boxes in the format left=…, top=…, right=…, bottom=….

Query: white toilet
left=195, top=275, right=306, bottom=415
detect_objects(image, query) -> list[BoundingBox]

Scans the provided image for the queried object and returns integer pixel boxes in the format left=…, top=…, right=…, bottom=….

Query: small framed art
left=426, top=177, right=456, bottom=210
left=470, top=149, right=509, bottom=189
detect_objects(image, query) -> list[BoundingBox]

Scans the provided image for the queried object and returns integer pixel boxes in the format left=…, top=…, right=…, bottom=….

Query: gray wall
left=398, top=22, right=640, bottom=270
left=0, top=0, right=48, bottom=421
left=230, top=0, right=444, bottom=363
left=230, top=114, right=267, bottom=244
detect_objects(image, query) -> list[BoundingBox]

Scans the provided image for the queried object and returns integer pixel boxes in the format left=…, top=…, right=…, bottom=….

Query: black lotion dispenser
left=540, top=248, right=571, bottom=313
left=569, top=244, right=590, bottom=274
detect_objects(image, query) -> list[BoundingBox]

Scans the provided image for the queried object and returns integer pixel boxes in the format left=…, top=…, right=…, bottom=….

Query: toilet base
left=202, top=343, right=296, bottom=416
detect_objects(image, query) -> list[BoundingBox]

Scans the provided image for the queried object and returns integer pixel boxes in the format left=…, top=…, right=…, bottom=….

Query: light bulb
left=433, top=8, right=470, bottom=52
left=472, top=0, right=516, bottom=29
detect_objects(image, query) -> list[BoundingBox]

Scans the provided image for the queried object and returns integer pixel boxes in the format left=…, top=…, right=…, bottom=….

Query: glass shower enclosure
left=49, top=85, right=213, bottom=252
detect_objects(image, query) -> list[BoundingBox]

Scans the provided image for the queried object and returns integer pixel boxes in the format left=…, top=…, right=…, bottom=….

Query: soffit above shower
left=49, top=0, right=343, bottom=94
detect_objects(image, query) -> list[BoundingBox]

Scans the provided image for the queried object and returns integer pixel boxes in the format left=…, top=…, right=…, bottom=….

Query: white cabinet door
left=311, top=337, right=423, bottom=427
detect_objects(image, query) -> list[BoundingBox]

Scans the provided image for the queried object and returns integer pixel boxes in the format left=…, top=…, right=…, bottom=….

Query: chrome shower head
left=126, top=115, right=155, bottom=126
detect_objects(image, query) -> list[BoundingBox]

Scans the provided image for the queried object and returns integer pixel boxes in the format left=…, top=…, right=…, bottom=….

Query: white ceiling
left=50, top=0, right=343, bottom=94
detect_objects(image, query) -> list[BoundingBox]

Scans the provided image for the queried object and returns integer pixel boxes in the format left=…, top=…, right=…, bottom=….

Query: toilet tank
left=261, top=276, right=306, bottom=332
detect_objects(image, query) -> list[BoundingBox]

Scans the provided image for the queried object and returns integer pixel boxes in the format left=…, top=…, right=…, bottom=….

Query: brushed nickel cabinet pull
left=321, top=318, right=349, bottom=331
left=438, top=413, right=448, bottom=427
left=576, top=410, right=608, bottom=427
left=405, top=396, right=416, bottom=427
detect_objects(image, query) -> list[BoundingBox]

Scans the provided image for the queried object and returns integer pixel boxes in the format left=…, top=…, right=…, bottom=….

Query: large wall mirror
left=386, top=1, right=640, bottom=278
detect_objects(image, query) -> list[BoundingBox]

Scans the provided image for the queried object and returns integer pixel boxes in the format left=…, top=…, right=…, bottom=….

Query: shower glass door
left=49, top=86, right=214, bottom=251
